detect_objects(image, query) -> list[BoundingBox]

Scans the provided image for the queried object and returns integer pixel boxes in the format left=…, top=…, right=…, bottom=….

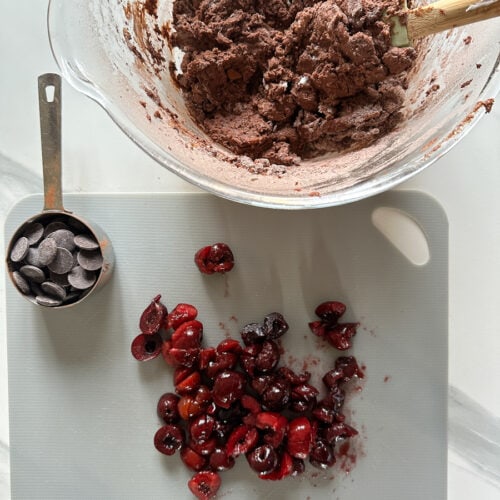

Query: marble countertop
left=1, top=2, right=499, bottom=499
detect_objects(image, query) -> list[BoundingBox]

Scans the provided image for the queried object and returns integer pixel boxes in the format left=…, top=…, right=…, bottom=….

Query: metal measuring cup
left=5, top=73, right=114, bottom=308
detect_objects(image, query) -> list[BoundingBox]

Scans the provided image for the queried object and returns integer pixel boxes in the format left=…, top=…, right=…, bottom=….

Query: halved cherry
left=154, top=424, right=185, bottom=456
left=262, top=312, right=289, bottom=340
left=189, top=436, right=217, bottom=456
left=178, top=395, right=203, bottom=420
left=277, top=367, right=311, bottom=385
left=254, top=340, right=280, bottom=373
left=312, top=404, right=337, bottom=424
left=247, top=444, right=278, bottom=475
left=291, top=383, right=319, bottom=413
left=241, top=394, right=262, bottom=415
left=188, top=471, right=221, bottom=500
left=308, top=320, right=326, bottom=337
left=166, top=303, right=198, bottom=330
left=157, top=392, right=180, bottom=424
left=175, top=370, right=201, bottom=395
left=240, top=322, right=266, bottom=345
left=198, top=347, right=216, bottom=370
left=309, top=439, right=336, bottom=469
left=212, top=370, right=245, bottom=409
left=161, top=339, right=174, bottom=365
left=181, top=446, right=207, bottom=471
left=194, top=385, right=212, bottom=407
left=171, top=320, right=203, bottom=349
left=326, top=323, right=358, bottom=351
left=335, top=355, right=364, bottom=381
left=195, top=243, right=234, bottom=275
left=139, top=294, right=168, bottom=335
left=255, top=412, right=288, bottom=448
left=259, top=451, right=293, bottom=480
left=322, top=369, right=344, bottom=388
left=169, top=347, right=199, bottom=368
left=225, top=425, right=259, bottom=457
left=322, top=422, right=359, bottom=443
left=205, top=351, right=238, bottom=379
left=315, top=301, right=346, bottom=323
left=189, top=414, right=216, bottom=444
left=209, top=448, right=235, bottom=471
left=131, top=332, right=162, bottom=361
left=287, top=417, right=312, bottom=459
left=174, top=366, right=195, bottom=386
left=216, top=338, right=242, bottom=354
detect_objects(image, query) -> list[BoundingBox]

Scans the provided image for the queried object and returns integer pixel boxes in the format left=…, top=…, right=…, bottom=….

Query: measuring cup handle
left=38, top=73, right=64, bottom=212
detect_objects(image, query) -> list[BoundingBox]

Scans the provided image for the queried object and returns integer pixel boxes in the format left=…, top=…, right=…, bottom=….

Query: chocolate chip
left=12, top=271, right=31, bottom=295
left=10, top=237, right=29, bottom=262
left=49, top=229, right=76, bottom=252
left=68, top=266, right=96, bottom=290
left=47, top=247, right=74, bottom=274
left=49, top=270, right=70, bottom=287
left=67, top=219, right=88, bottom=234
left=25, top=247, right=43, bottom=267
left=77, top=249, right=103, bottom=271
left=41, top=281, right=67, bottom=301
left=20, top=265, right=46, bottom=283
left=38, top=237, right=58, bottom=266
left=22, top=222, right=44, bottom=245
left=35, top=295, right=63, bottom=307
left=30, top=282, right=43, bottom=297
left=44, top=221, right=69, bottom=237
left=74, top=234, right=99, bottom=251
left=64, top=290, right=82, bottom=303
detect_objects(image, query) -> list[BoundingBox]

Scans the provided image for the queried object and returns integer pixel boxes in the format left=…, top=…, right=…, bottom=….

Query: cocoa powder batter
left=171, top=0, right=416, bottom=165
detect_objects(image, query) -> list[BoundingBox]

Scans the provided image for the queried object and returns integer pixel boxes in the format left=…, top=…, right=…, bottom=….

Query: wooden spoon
left=391, top=0, right=500, bottom=47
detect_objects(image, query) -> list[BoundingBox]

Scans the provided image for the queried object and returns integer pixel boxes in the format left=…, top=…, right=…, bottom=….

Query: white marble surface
left=0, top=2, right=499, bottom=499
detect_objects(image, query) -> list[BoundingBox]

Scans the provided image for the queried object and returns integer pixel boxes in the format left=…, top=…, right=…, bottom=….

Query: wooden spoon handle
left=407, top=0, right=500, bottom=40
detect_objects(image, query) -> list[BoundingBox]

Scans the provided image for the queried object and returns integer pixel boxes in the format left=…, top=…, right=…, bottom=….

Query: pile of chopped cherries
left=130, top=244, right=364, bottom=500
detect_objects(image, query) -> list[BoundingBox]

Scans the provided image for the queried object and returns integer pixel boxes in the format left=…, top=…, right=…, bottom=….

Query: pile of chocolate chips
left=8, top=218, right=103, bottom=307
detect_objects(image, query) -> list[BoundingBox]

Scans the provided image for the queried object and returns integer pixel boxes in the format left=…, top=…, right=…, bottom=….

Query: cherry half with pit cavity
left=195, top=243, right=235, bottom=275
left=139, top=294, right=168, bottom=335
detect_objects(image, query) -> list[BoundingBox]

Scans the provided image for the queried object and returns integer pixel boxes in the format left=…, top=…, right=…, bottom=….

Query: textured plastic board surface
left=6, top=191, right=447, bottom=500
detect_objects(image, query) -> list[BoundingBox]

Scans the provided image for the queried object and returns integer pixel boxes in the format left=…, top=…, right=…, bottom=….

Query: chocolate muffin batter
left=171, top=0, right=416, bottom=165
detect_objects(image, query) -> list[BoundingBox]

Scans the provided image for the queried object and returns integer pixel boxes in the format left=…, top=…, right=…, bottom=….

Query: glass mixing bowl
left=48, top=0, right=500, bottom=209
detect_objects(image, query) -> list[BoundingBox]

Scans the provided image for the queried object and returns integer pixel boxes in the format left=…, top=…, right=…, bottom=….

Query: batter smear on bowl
left=171, top=0, right=417, bottom=165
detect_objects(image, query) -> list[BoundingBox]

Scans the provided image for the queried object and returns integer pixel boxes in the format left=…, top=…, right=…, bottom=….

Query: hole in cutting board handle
left=371, top=207, right=430, bottom=266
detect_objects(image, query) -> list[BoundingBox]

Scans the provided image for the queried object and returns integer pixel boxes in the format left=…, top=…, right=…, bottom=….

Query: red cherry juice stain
left=303, top=354, right=321, bottom=369
left=223, top=274, right=230, bottom=297
left=359, top=321, right=376, bottom=337
left=229, top=315, right=238, bottom=323
left=218, top=322, right=231, bottom=338
left=276, top=339, right=285, bottom=355
left=313, top=335, right=328, bottom=351
left=337, top=441, right=358, bottom=473
left=384, top=375, right=391, bottom=383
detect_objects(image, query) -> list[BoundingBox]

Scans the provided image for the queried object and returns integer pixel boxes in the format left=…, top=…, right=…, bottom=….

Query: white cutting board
left=5, top=191, right=448, bottom=500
